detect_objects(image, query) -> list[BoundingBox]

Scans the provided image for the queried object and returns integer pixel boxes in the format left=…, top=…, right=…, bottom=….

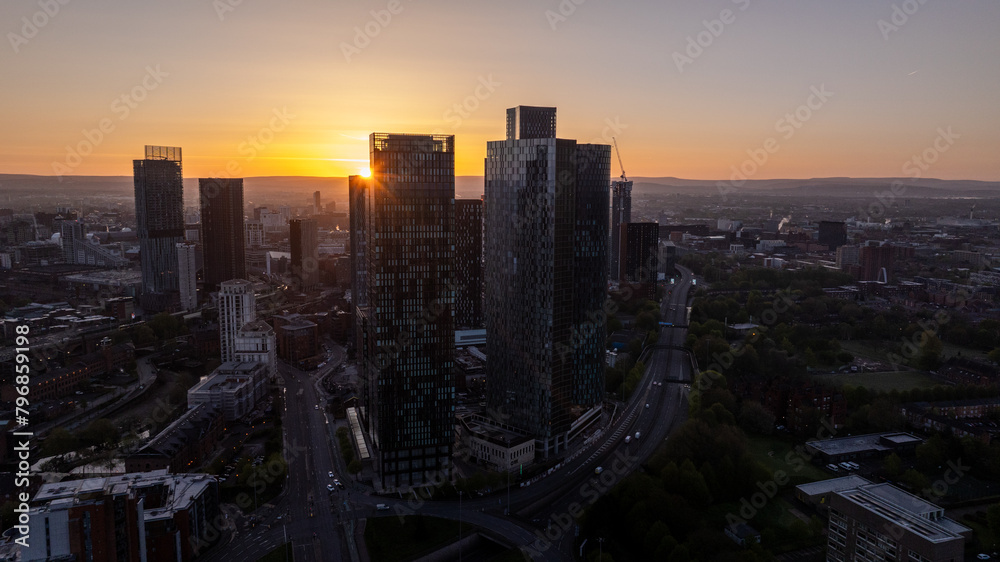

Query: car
left=634, top=432, right=641, bottom=440
left=645, top=403, right=650, bottom=409
left=328, top=471, right=334, bottom=478
left=335, top=479, right=344, bottom=489
left=327, top=484, right=335, bottom=491
left=594, top=467, right=604, bottom=475
left=376, top=504, right=389, bottom=511
left=977, top=555, right=990, bottom=560
left=624, top=436, right=632, bottom=444
left=314, top=405, right=319, bottom=410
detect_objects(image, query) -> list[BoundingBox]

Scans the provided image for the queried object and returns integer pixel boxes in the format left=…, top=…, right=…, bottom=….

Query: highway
left=205, top=266, right=696, bottom=561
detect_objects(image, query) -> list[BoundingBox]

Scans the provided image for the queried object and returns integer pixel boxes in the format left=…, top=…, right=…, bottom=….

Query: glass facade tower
left=356, top=133, right=456, bottom=489
left=485, top=106, right=610, bottom=456
left=133, top=146, right=184, bottom=302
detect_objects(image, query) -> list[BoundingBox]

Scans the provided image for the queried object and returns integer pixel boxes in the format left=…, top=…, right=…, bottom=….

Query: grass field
left=746, top=435, right=829, bottom=485
left=812, top=371, right=940, bottom=392
left=840, top=340, right=990, bottom=364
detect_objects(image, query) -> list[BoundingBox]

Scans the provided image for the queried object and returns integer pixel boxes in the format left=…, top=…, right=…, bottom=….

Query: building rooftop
left=835, top=484, right=970, bottom=544
left=32, top=470, right=215, bottom=520
left=806, top=432, right=922, bottom=456
left=795, top=475, right=872, bottom=497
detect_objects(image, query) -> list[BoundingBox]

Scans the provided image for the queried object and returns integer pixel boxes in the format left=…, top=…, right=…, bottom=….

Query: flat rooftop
left=796, top=475, right=872, bottom=497
left=806, top=432, right=922, bottom=456
left=835, top=484, right=970, bottom=544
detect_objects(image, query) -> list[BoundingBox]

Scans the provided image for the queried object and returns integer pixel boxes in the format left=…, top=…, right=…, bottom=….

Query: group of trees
left=42, top=418, right=121, bottom=457
left=579, top=380, right=805, bottom=561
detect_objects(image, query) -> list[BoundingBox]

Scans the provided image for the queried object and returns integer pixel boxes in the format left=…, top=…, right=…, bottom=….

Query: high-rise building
left=356, top=133, right=455, bottom=489
left=289, top=218, right=318, bottom=292
left=349, top=175, right=369, bottom=355
left=485, top=106, right=610, bottom=456
left=177, top=241, right=198, bottom=311
left=836, top=245, right=860, bottom=269
left=859, top=242, right=893, bottom=282
left=244, top=219, right=264, bottom=248
left=313, top=190, right=322, bottom=215
left=134, top=146, right=184, bottom=308
left=198, top=178, right=246, bottom=291
left=619, top=222, right=660, bottom=299
left=455, top=198, right=484, bottom=328
left=218, top=279, right=255, bottom=363
left=818, top=220, right=848, bottom=250
left=610, top=180, right=633, bottom=280
left=58, top=219, right=84, bottom=264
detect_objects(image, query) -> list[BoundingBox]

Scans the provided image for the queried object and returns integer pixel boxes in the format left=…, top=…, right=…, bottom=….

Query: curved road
left=205, top=266, right=696, bottom=561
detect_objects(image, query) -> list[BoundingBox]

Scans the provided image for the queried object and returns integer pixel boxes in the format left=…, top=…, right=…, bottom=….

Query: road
left=207, top=267, right=696, bottom=561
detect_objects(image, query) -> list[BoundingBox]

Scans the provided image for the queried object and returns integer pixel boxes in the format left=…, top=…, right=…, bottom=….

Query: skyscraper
left=199, top=178, right=246, bottom=291
left=58, top=219, right=84, bottom=264
left=134, top=145, right=184, bottom=309
left=349, top=174, right=369, bottom=355
left=610, top=179, right=633, bottom=280
left=289, top=218, right=318, bottom=292
left=619, top=222, right=660, bottom=300
left=177, top=241, right=198, bottom=311
left=356, top=133, right=455, bottom=489
left=313, top=190, right=321, bottom=215
left=485, top=106, right=610, bottom=456
left=218, top=279, right=255, bottom=363
left=455, top=198, right=483, bottom=328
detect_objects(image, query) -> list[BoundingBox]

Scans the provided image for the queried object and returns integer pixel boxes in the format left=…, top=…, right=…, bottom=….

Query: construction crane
left=612, top=137, right=628, bottom=182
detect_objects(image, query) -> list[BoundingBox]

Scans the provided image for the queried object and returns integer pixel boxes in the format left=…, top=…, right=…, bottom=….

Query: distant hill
left=2, top=174, right=998, bottom=205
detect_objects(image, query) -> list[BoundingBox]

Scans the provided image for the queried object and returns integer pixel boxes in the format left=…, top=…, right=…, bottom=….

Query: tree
left=79, top=418, right=119, bottom=450
left=739, top=401, right=775, bottom=435
left=900, top=469, right=930, bottom=493
left=883, top=453, right=903, bottom=479
left=987, top=503, right=1000, bottom=545
left=348, top=459, right=362, bottom=474
left=42, top=427, right=79, bottom=456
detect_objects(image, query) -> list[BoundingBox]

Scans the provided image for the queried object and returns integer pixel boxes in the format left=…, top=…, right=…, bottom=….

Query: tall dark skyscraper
left=289, top=218, right=318, bottom=292
left=355, top=133, right=455, bottom=489
left=619, top=222, right=660, bottom=299
left=818, top=220, right=848, bottom=250
left=455, top=198, right=483, bottom=328
left=349, top=175, right=369, bottom=355
left=485, top=106, right=610, bottom=456
left=199, top=178, right=246, bottom=291
left=610, top=180, right=633, bottom=280
left=134, top=145, right=184, bottom=309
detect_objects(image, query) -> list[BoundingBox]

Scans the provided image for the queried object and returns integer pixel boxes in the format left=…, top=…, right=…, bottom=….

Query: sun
left=360, top=167, right=371, bottom=178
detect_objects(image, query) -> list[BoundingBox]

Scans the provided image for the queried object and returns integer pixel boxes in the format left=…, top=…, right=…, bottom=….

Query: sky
left=2, top=0, right=999, bottom=181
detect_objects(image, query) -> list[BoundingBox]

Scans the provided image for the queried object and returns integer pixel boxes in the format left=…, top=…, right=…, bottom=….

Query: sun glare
left=360, top=167, right=371, bottom=178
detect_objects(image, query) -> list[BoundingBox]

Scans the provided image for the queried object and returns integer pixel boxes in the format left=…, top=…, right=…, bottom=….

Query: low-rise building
left=186, top=361, right=267, bottom=421
left=23, top=470, right=220, bottom=562
left=805, top=432, right=922, bottom=465
left=828, top=483, right=970, bottom=562
left=126, top=403, right=224, bottom=473
left=457, top=414, right=534, bottom=473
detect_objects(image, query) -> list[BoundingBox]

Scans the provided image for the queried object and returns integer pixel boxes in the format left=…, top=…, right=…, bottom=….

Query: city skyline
left=2, top=1, right=999, bottom=181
